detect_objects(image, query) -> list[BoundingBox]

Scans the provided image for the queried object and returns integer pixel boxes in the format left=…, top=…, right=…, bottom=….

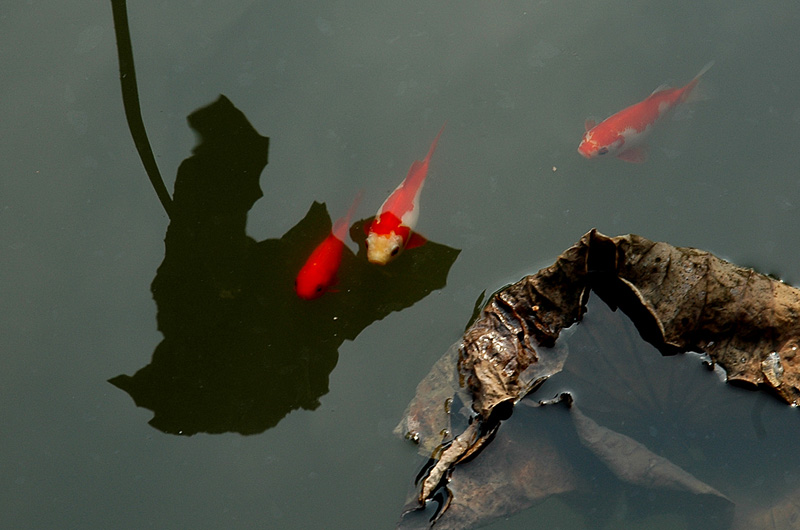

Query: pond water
left=3, top=1, right=800, bottom=528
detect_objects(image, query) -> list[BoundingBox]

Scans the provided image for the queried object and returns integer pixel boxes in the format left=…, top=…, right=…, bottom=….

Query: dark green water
left=3, top=1, right=800, bottom=528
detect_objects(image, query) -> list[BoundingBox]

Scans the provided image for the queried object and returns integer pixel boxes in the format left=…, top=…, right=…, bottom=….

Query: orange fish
left=295, top=192, right=362, bottom=300
left=578, top=62, right=713, bottom=163
left=366, top=124, right=445, bottom=265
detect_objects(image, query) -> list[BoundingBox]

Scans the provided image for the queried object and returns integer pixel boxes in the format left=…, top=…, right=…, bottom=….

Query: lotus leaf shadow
left=110, top=96, right=460, bottom=435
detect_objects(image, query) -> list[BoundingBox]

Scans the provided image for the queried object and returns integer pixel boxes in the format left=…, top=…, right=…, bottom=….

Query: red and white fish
left=578, top=61, right=713, bottom=163
left=295, top=192, right=362, bottom=300
left=365, top=123, right=445, bottom=265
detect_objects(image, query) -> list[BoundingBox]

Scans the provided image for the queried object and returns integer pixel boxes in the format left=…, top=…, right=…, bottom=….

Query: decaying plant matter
left=397, top=229, right=800, bottom=527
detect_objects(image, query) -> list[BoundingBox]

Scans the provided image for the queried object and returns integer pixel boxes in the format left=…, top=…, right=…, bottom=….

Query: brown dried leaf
left=401, top=229, right=800, bottom=525
left=398, top=418, right=579, bottom=530
left=459, top=237, right=589, bottom=420
left=589, top=230, right=800, bottom=405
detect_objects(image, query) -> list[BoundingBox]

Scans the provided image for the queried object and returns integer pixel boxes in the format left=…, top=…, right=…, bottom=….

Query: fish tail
left=332, top=189, right=364, bottom=240
left=693, top=60, right=715, bottom=80
left=681, top=60, right=715, bottom=102
left=424, top=122, right=447, bottom=162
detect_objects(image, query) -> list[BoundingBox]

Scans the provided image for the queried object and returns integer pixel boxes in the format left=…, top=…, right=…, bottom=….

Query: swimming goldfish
left=295, top=192, right=362, bottom=300
left=366, top=124, right=445, bottom=265
left=578, top=61, right=713, bottom=163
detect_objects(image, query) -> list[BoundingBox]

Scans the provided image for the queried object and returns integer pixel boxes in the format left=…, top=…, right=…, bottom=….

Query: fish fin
left=670, top=105, right=694, bottom=122
left=682, top=81, right=715, bottom=104
left=650, top=83, right=672, bottom=96
left=584, top=119, right=596, bottom=132
left=680, top=61, right=715, bottom=103
left=617, top=146, right=648, bottom=163
left=407, top=160, right=426, bottom=178
left=405, top=232, right=428, bottom=250
left=425, top=122, right=446, bottom=162
left=332, top=190, right=364, bottom=240
left=693, top=60, right=715, bottom=81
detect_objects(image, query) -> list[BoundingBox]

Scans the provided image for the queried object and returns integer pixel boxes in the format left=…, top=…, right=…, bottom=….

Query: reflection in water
left=110, top=0, right=173, bottom=216
left=110, top=96, right=460, bottom=435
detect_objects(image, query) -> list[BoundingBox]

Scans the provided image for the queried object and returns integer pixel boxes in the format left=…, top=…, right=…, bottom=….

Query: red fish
left=578, top=62, right=713, bottom=163
left=295, top=192, right=362, bottom=300
left=366, top=123, right=445, bottom=265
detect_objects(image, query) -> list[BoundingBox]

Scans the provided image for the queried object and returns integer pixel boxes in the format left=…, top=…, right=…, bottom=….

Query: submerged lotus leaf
left=394, top=341, right=467, bottom=456
left=398, top=410, right=580, bottom=530
left=571, top=405, right=726, bottom=498
left=734, top=486, right=800, bottom=530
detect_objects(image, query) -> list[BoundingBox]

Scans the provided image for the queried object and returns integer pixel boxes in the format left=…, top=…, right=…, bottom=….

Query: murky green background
left=3, top=1, right=800, bottom=528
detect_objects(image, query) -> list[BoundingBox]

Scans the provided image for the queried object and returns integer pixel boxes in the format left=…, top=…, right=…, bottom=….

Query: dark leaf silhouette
left=110, top=96, right=460, bottom=435
left=399, top=229, right=800, bottom=528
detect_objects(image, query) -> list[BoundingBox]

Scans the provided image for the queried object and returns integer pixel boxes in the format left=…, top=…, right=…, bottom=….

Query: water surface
left=3, top=1, right=800, bottom=528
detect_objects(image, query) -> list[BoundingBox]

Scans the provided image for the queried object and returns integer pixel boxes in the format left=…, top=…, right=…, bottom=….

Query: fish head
left=578, top=129, right=621, bottom=159
left=578, top=130, right=611, bottom=159
left=295, top=276, right=327, bottom=300
left=295, top=266, right=329, bottom=300
left=366, top=231, right=405, bottom=265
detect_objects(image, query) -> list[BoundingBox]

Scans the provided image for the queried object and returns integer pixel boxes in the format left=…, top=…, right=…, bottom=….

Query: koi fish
left=578, top=61, right=713, bottom=163
left=295, top=192, right=362, bottom=300
left=366, top=123, right=445, bottom=265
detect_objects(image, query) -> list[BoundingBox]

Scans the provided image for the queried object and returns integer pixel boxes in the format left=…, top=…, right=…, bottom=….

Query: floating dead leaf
left=398, top=406, right=580, bottom=530
left=398, top=229, right=800, bottom=528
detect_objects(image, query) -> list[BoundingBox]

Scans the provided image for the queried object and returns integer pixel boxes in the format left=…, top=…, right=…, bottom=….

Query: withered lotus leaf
left=399, top=229, right=800, bottom=527
left=593, top=231, right=800, bottom=404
